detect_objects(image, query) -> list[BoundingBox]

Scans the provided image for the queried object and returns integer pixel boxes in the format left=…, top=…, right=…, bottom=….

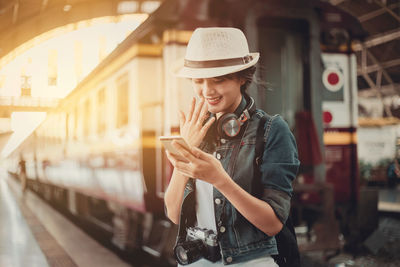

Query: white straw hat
left=175, top=27, right=260, bottom=79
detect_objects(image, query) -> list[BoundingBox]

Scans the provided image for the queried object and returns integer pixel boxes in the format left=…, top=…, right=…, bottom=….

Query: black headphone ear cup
left=217, top=113, right=240, bottom=139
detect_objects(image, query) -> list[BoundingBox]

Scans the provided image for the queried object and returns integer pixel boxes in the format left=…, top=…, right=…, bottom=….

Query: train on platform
left=6, top=0, right=366, bottom=264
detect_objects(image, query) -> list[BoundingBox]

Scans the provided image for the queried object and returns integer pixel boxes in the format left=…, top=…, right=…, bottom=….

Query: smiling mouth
left=206, top=96, right=222, bottom=105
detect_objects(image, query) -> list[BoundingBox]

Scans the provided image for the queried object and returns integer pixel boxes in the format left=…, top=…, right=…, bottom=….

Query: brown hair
left=220, top=66, right=256, bottom=94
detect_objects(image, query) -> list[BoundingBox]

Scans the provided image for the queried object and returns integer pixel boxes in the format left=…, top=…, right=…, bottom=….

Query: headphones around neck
left=217, top=96, right=256, bottom=139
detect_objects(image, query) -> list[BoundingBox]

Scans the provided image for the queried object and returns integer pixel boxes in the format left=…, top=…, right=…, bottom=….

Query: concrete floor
left=0, top=173, right=49, bottom=267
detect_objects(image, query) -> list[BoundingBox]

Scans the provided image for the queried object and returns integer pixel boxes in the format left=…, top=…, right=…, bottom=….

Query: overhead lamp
left=117, top=1, right=139, bottom=14
left=141, top=1, right=161, bottom=14
left=63, top=4, right=72, bottom=12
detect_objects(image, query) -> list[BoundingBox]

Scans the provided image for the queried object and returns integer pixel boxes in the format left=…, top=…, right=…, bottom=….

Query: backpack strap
left=252, top=114, right=270, bottom=198
left=255, top=114, right=270, bottom=167
left=255, top=113, right=301, bottom=267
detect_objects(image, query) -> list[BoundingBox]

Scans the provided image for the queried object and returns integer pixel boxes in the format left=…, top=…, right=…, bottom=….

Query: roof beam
left=12, top=1, right=19, bottom=24
left=366, top=49, right=394, bottom=84
left=359, top=83, right=400, bottom=97
left=361, top=71, right=392, bottom=115
left=358, top=57, right=400, bottom=75
left=41, top=0, right=49, bottom=12
left=329, top=0, right=348, bottom=5
left=353, top=28, right=400, bottom=50
left=0, top=1, right=18, bottom=15
left=374, top=0, right=400, bottom=23
left=359, top=46, right=397, bottom=113
left=358, top=2, right=400, bottom=22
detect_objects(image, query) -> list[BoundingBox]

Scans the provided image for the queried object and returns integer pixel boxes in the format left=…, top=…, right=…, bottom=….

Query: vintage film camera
left=174, top=227, right=221, bottom=265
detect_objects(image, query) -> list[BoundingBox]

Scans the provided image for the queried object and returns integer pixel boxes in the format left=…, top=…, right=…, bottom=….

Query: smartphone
left=159, top=136, right=191, bottom=161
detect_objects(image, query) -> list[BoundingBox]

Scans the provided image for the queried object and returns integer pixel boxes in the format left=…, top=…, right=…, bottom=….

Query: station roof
left=0, top=0, right=398, bottom=98
left=0, top=0, right=156, bottom=61
left=331, top=0, right=400, bottom=98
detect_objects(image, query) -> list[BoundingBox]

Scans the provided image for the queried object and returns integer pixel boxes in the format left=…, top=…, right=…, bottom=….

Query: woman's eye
left=212, top=78, right=225, bottom=83
left=193, top=79, right=203, bottom=84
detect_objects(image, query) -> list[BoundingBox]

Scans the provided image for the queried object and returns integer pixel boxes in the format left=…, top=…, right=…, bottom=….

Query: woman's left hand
left=168, top=141, right=229, bottom=188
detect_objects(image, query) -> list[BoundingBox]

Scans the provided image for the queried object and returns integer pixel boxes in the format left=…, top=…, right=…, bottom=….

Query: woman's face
left=192, top=76, right=244, bottom=117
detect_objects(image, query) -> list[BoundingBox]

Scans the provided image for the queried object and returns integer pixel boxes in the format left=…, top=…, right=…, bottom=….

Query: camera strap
left=176, top=178, right=197, bottom=244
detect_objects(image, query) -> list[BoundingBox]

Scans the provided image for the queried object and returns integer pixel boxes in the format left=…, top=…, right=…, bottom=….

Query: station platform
left=378, top=187, right=400, bottom=213
left=0, top=169, right=131, bottom=267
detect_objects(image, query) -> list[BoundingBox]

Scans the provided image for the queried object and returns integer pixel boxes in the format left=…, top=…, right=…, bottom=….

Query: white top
left=178, top=255, right=278, bottom=267
left=189, top=163, right=275, bottom=266
left=195, top=179, right=217, bottom=232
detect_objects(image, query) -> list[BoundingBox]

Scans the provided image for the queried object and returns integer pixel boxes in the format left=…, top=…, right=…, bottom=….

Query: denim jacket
left=176, top=109, right=300, bottom=265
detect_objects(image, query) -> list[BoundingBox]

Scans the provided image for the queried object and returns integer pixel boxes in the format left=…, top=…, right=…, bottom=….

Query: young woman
left=164, top=27, right=299, bottom=266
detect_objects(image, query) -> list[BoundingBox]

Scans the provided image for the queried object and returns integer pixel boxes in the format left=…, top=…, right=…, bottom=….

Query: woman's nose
left=203, top=80, right=215, bottom=95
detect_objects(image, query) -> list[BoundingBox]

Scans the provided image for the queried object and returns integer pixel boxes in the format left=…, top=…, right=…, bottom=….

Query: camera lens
left=175, top=246, right=188, bottom=263
left=174, top=239, right=204, bottom=265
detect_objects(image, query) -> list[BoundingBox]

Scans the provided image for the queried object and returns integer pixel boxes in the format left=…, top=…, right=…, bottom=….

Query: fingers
left=191, top=146, right=205, bottom=159
left=172, top=141, right=197, bottom=161
left=200, top=116, right=215, bottom=135
left=183, top=97, right=207, bottom=126
left=167, top=145, right=195, bottom=177
left=199, top=100, right=209, bottom=123
left=179, top=110, right=185, bottom=130
left=187, top=97, right=196, bottom=122
left=191, top=146, right=211, bottom=160
left=174, top=161, right=193, bottom=177
left=165, top=151, right=177, bottom=165
left=166, top=150, right=189, bottom=164
left=200, top=98, right=208, bottom=116
left=191, top=97, right=205, bottom=123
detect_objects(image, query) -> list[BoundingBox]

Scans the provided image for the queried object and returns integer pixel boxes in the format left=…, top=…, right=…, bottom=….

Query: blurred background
left=0, top=0, right=399, bottom=266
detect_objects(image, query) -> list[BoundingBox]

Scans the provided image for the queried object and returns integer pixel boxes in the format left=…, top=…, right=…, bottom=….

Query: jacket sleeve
left=259, top=115, right=300, bottom=223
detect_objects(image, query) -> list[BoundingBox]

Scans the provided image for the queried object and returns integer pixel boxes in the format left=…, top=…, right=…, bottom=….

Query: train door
left=253, top=17, right=308, bottom=129
left=132, top=44, right=165, bottom=212
left=322, top=52, right=358, bottom=203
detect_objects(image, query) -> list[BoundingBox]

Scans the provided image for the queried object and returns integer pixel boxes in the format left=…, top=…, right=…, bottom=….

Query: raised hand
left=179, top=97, right=215, bottom=147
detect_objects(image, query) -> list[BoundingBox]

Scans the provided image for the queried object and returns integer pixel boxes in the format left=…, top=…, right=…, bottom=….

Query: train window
left=116, top=74, right=129, bottom=128
left=98, top=87, right=106, bottom=134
